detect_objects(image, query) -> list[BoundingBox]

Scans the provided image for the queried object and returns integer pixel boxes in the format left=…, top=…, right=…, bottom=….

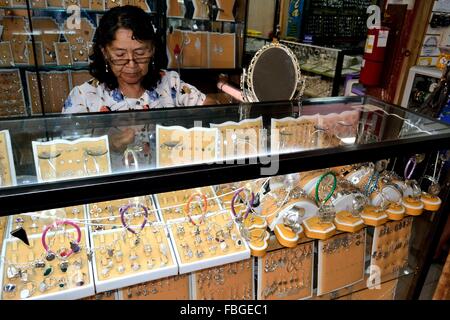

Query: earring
left=105, top=62, right=109, bottom=73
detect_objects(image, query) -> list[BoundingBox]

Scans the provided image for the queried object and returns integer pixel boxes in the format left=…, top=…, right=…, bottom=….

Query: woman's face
left=103, top=28, right=154, bottom=86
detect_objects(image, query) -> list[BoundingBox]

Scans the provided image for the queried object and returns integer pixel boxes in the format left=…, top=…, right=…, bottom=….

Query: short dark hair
left=89, top=5, right=167, bottom=90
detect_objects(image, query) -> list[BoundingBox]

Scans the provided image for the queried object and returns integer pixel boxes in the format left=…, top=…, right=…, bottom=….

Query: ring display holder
left=167, top=210, right=251, bottom=274
left=32, top=136, right=111, bottom=182
left=90, top=223, right=178, bottom=293
left=0, top=207, right=95, bottom=300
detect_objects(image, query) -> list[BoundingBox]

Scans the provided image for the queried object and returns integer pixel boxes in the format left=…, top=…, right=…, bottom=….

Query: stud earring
left=105, top=62, right=109, bottom=73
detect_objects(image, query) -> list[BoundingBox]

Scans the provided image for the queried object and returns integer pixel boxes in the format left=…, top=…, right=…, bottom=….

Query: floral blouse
left=62, top=70, right=206, bottom=113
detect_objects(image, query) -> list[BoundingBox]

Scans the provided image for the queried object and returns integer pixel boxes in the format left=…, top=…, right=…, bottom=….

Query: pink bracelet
left=41, top=220, right=82, bottom=259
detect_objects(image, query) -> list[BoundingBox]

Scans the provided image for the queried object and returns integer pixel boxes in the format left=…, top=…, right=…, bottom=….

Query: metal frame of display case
left=0, top=96, right=450, bottom=300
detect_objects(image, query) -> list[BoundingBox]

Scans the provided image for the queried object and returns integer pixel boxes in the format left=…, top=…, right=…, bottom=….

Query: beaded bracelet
left=231, top=187, right=255, bottom=222
left=119, top=203, right=149, bottom=237
left=41, top=220, right=82, bottom=260
left=185, top=193, right=208, bottom=227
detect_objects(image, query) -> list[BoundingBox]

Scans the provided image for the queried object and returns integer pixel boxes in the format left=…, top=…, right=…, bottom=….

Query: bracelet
left=315, top=171, right=337, bottom=205
left=124, top=148, right=139, bottom=170
left=231, top=187, right=254, bottom=221
left=404, top=157, right=416, bottom=180
left=41, top=220, right=82, bottom=259
left=185, top=193, right=208, bottom=227
left=119, top=203, right=149, bottom=235
left=365, top=172, right=380, bottom=196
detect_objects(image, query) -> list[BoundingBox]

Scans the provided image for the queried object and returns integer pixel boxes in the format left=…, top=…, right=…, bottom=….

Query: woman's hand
left=110, top=128, right=135, bottom=153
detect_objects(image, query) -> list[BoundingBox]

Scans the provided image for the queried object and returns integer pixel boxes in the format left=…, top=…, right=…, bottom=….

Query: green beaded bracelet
left=315, top=172, right=337, bottom=205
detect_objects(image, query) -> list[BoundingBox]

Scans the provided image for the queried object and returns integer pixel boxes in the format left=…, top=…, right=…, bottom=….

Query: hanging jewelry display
left=30, top=18, right=60, bottom=65
left=63, top=18, right=95, bottom=65
left=420, top=152, right=446, bottom=212
left=258, top=242, right=314, bottom=300
left=401, top=156, right=425, bottom=216
left=192, top=0, right=210, bottom=20
left=0, top=130, right=17, bottom=187
left=208, top=32, right=235, bottom=69
left=120, top=274, right=190, bottom=300
left=0, top=42, right=13, bottom=67
left=32, top=136, right=111, bottom=182
left=332, top=182, right=366, bottom=233
left=303, top=172, right=337, bottom=240
left=271, top=116, right=318, bottom=152
left=1, top=16, right=29, bottom=65
left=192, top=259, right=253, bottom=300
left=370, top=217, right=413, bottom=277
left=90, top=222, right=178, bottom=293
left=155, top=186, right=222, bottom=222
left=0, top=69, right=27, bottom=117
left=215, top=0, right=236, bottom=22
left=87, top=196, right=158, bottom=233
left=166, top=0, right=185, bottom=18
left=26, top=41, right=44, bottom=66
left=156, top=125, right=218, bottom=168
left=317, top=228, right=366, bottom=296
left=1, top=211, right=94, bottom=300
left=54, top=42, right=73, bottom=66
left=210, top=117, right=263, bottom=160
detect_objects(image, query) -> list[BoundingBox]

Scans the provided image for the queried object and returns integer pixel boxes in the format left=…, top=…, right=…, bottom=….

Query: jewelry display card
left=54, top=42, right=73, bottom=66
left=317, top=228, right=366, bottom=296
left=105, top=0, right=121, bottom=9
left=350, top=279, right=398, bottom=300
left=63, top=18, right=95, bottom=64
left=156, top=125, right=219, bottom=168
left=87, top=196, right=159, bottom=233
left=208, top=33, right=235, bottom=69
left=90, top=224, right=178, bottom=293
left=210, top=117, right=263, bottom=160
left=167, top=211, right=251, bottom=274
left=257, top=242, right=314, bottom=300
left=26, top=41, right=44, bottom=66
left=166, top=0, right=185, bottom=18
left=1, top=16, right=29, bottom=65
left=70, top=70, right=92, bottom=88
left=271, top=116, right=319, bottom=152
left=63, top=0, right=81, bottom=7
left=0, top=207, right=95, bottom=300
left=120, top=274, right=190, bottom=300
left=0, top=42, right=13, bottom=67
left=192, top=0, right=209, bottom=20
left=370, top=217, right=413, bottom=277
left=89, top=0, right=105, bottom=10
left=181, top=31, right=208, bottom=68
left=0, top=70, right=26, bottom=117
left=47, top=0, right=64, bottom=7
left=154, top=186, right=222, bottom=222
left=0, top=130, right=16, bottom=187
left=31, top=0, right=48, bottom=8
left=10, top=0, right=27, bottom=7
left=216, top=0, right=235, bottom=22
left=32, top=135, right=111, bottom=182
left=26, top=71, right=71, bottom=114
left=31, top=18, right=60, bottom=65
left=191, top=259, right=254, bottom=300
left=166, top=29, right=183, bottom=69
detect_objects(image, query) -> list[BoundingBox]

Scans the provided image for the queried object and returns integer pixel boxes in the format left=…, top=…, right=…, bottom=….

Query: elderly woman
left=63, top=5, right=208, bottom=114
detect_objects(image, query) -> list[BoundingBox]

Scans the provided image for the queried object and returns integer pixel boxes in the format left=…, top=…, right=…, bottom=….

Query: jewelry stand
left=210, top=117, right=263, bottom=160
left=370, top=217, right=413, bottom=277
left=317, top=229, right=366, bottom=296
left=216, top=0, right=235, bottom=22
left=119, top=274, right=190, bottom=300
left=31, top=136, right=111, bottom=182
left=166, top=0, right=185, bottom=18
left=191, top=259, right=253, bottom=300
left=192, top=0, right=209, bottom=20
left=360, top=206, right=388, bottom=226
left=257, top=242, right=314, bottom=300
left=90, top=223, right=178, bottom=293
left=156, top=125, right=219, bottom=168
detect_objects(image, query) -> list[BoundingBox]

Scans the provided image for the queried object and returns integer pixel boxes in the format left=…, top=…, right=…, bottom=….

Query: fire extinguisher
left=360, top=27, right=390, bottom=87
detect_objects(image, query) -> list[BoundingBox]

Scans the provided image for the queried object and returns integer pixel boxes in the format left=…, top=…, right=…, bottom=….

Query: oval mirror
left=242, top=42, right=305, bottom=102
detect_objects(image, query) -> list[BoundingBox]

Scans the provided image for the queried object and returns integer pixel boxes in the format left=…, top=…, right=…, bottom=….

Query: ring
left=41, top=220, right=82, bottom=258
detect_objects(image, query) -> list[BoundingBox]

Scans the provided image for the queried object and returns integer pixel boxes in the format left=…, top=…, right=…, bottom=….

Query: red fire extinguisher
left=360, top=27, right=390, bottom=87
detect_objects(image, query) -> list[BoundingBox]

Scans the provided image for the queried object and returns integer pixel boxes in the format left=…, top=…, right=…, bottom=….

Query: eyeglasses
left=108, top=56, right=153, bottom=66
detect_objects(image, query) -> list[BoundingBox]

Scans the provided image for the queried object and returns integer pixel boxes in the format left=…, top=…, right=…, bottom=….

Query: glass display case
left=0, top=96, right=450, bottom=300
left=281, top=40, right=363, bottom=97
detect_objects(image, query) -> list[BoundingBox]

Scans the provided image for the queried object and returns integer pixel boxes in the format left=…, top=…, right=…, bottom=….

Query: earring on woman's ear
left=105, top=62, right=109, bottom=73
